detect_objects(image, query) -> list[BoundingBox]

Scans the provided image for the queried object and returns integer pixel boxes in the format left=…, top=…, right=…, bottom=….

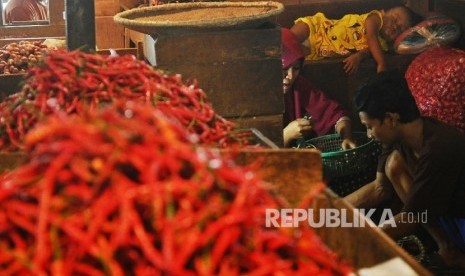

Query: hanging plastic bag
left=394, top=15, right=461, bottom=55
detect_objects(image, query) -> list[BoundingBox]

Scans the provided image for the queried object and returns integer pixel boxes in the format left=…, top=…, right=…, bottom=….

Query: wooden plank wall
left=153, top=27, right=285, bottom=146
left=95, top=0, right=125, bottom=49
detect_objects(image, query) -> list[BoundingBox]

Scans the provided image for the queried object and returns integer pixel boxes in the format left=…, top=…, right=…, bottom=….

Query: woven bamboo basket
left=297, top=132, right=382, bottom=196
left=113, top=1, right=284, bottom=35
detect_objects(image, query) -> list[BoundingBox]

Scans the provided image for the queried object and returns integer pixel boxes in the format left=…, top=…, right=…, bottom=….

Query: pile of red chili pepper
left=0, top=49, right=245, bottom=152
left=0, top=101, right=353, bottom=275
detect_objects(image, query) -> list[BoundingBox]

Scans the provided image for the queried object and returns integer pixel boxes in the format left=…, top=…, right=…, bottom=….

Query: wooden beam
left=0, top=2, right=4, bottom=25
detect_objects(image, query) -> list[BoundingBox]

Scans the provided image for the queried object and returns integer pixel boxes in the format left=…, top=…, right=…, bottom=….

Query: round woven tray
left=113, top=1, right=284, bottom=35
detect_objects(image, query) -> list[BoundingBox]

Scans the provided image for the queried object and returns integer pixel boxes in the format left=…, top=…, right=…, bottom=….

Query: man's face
left=381, top=7, right=411, bottom=42
left=359, top=111, right=398, bottom=145
left=283, top=60, right=302, bottom=94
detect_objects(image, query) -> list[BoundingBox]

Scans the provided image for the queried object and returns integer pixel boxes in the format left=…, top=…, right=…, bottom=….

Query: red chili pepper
left=132, top=213, right=165, bottom=270
left=0, top=54, right=353, bottom=274
left=210, top=225, right=241, bottom=271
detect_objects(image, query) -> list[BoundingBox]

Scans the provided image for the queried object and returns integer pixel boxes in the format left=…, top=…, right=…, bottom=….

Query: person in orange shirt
left=4, top=0, right=48, bottom=23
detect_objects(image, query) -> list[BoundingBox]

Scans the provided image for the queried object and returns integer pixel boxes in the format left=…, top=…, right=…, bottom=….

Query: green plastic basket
left=297, top=132, right=381, bottom=196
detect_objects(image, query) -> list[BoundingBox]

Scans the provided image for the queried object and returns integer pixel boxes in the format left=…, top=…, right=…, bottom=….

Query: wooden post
left=65, top=0, right=96, bottom=51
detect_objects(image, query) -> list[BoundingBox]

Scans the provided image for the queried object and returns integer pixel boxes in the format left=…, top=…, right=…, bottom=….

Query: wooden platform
left=0, top=148, right=434, bottom=274
left=235, top=148, right=433, bottom=275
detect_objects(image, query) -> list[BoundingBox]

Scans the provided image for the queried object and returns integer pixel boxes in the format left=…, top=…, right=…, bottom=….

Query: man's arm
left=344, top=171, right=393, bottom=209
left=335, top=117, right=356, bottom=149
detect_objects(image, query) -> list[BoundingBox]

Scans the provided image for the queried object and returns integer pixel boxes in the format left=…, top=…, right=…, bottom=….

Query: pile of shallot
left=0, top=41, right=47, bottom=75
left=405, top=46, right=465, bottom=132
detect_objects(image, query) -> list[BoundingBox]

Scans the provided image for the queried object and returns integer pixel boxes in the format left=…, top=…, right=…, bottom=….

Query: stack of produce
left=0, top=50, right=246, bottom=152
left=405, top=46, right=465, bottom=132
left=0, top=101, right=353, bottom=275
left=0, top=41, right=48, bottom=75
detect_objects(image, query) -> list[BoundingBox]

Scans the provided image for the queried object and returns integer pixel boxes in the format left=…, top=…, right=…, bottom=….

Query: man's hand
left=341, top=138, right=357, bottom=150
left=335, top=117, right=356, bottom=149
